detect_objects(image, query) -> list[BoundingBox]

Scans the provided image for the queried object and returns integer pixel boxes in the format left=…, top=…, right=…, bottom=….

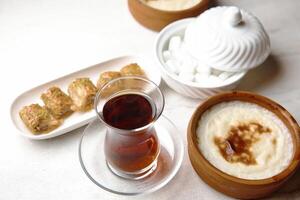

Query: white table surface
left=1, top=0, right=300, bottom=199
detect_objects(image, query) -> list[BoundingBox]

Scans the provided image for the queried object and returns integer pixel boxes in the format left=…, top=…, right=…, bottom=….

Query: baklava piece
left=97, top=71, right=121, bottom=89
left=19, top=104, right=62, bottom=134
left=41, top=86, right=73, bottom=119
left=120, top=63, right=145, bottom=76
left=68, top=78, right=97, bottom=112
left=97, top=71, right=123, bottom=97
left=120, top=63, right=146, bottom=89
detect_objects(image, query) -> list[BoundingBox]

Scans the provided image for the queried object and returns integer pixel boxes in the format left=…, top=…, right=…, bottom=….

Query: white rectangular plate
left=10, top=55, right=161, bottom=140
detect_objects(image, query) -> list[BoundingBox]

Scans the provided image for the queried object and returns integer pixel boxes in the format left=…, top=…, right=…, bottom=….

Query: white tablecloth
left=1, top=0, right=300, bottom=199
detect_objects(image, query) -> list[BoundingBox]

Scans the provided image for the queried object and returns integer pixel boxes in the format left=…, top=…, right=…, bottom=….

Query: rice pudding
left=197, top=101, right=294, bottom=180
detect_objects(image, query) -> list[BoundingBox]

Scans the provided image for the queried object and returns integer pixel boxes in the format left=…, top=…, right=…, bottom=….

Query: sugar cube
left=179, top=71, right=194, bottom=82
left=194, top=73, right=210, bottom=84
left=218, top=71, right=234, bottom=80
left=169, top=36, right=181, bottom=51
left=163, top=50, right=172, bottom=61
left=196, top=65, right=211, bottom=75
left=165, top=59, right=180, bottom=75
left=180, top=59, right=197, bottom=74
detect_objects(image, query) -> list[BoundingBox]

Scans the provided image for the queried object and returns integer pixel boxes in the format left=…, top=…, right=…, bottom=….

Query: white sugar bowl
left=155, top=6, right=271, bottom=99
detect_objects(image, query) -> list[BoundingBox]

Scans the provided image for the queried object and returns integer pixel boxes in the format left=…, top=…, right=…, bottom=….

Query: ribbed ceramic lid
left=184, top=6, right=271, bottom=72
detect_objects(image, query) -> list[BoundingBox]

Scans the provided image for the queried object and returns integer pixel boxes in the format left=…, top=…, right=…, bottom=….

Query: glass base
left=106, top=159, right=158, bottom=180
left=78, top=115, right=184, bottom=196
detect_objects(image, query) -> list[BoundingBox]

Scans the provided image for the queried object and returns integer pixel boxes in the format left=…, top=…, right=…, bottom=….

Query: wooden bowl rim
left=129, top=0, right=210, bottom=15
left=188, top=91, right=300, bottom=185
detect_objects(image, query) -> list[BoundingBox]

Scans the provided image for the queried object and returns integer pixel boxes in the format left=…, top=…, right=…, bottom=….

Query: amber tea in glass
left=95, top=76, right=164, bottom=179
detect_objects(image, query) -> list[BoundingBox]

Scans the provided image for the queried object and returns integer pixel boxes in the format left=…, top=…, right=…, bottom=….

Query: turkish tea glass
left=94, top=76, right=165, bottom=180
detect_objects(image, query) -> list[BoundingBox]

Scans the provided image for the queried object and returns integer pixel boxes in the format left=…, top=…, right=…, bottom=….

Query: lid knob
left=225, top=7, right=242, bottom=26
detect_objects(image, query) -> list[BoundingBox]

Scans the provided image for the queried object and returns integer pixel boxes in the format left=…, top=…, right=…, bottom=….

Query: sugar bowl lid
left=184, top=6, right=271, bottom=72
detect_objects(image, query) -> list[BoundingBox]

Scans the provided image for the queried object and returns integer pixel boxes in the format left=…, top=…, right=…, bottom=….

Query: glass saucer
left=78, top=115, right=184, bottom=196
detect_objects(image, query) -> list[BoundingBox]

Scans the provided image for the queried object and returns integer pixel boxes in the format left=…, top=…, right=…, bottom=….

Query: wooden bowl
left=128, top=0, right=210, bottom=31
left=187, top=91, right=300, bottom=199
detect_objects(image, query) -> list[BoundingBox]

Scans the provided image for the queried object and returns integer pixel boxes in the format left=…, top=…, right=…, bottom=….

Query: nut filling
left=214, top=122, right=272, bottom=165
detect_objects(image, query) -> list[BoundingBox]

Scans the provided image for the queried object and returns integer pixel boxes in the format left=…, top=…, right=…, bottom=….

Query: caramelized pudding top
left=214, top=122, right=272, bottom=166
